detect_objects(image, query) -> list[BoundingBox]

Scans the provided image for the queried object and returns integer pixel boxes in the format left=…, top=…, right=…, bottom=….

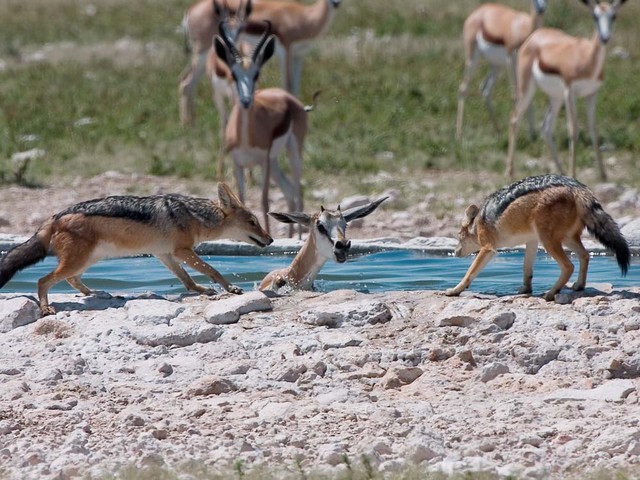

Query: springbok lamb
left=260, top=196, right=387, bottom=292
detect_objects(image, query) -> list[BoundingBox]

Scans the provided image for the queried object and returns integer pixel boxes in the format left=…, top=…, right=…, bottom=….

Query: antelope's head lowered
left=532, top=0, right=547, bottom=15
left=269, top=197, right=388, bottom=263
left=214, top=19, right=276, bottom=109
left=214, top=0, right=252, bottom=40
left=582, top=0, right=627, bottom=44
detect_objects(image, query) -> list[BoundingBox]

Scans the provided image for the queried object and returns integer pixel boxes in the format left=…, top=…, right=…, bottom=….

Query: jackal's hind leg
left=564, top=234, right=589, bottom=291
left=542, top=240, right=574, bottom=301
left=155, top=253, right=216, bottom=295
left=38, top=253, right=96, bottom=316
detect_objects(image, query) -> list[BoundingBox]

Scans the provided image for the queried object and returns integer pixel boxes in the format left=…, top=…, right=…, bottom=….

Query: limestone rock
left=299, top=299, right=392, bottom=327
left=545, top=379, right=636, bottom=403
left=184, top=376, right=237, bottom=397
left=0, top=297, right=40, bottom=332
left=204, top=291, right=272, bottom=324
left=380, top=366, right=423, bottom=389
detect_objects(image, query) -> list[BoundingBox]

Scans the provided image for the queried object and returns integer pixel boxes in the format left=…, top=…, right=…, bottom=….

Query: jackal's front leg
left=155, top=253, right=216, bottom=294
left=445, top=248, right=496, bottom=296
left=518, top=241, right=538, bottom=294
left=172, top=249, right=243, bottom=295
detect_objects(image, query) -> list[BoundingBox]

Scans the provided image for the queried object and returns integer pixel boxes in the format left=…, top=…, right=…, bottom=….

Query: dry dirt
left=0, top=170, right=494, bottom=242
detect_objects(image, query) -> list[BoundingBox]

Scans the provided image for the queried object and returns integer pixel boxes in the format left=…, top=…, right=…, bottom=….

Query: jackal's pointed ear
left=462, top=204, right=479, bottom=228
left=218, top=182, right=242, bottom=211
left=268, top=211, right=312, bottom=226
left=343, top=196, right=388, bottom=223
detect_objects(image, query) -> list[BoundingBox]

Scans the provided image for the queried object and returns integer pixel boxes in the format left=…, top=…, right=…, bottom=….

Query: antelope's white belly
left=234, top=127, right=291, bottom=167
left=233, top=147, right=269, bottom=168
left=532, top=60, right=565, bottom=99
left=476, top=32, right=509, bottom=66
left=571, top=78, right=603, bottom=98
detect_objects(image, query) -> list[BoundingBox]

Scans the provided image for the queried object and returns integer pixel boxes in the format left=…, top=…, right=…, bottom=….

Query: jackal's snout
left=250, top=232, right=274, bottom=248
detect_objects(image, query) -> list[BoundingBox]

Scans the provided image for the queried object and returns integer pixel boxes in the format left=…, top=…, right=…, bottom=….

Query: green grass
left=1, top=0, right=640, bottom=195
left=79, top=458, right=640, bottom=480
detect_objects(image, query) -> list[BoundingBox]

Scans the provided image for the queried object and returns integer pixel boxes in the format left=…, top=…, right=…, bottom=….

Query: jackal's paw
left=517, top=286, right=532, bottom=295
left=543, top=291, right=556, bottom=302
left=40, top=306, right=56, bottom=317
left=227, top=285, right=243, bottom=295
left=444, top=288, right=461, bottom=297
left=571, top=282, right=585, bottom=292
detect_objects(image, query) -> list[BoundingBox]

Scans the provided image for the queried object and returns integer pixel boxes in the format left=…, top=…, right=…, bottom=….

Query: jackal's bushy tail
left=0, top=233, right=48, bottom=288
left=583, top=199, right=630, bottom=276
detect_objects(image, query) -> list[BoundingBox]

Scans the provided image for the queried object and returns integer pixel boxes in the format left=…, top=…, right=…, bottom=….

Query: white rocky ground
left=2, top=276, right=640, bottom=479
left=2, top=173, right=640, bottom=479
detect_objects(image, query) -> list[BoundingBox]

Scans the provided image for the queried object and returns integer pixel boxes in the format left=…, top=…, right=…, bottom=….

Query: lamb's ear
left=462, top=204, right=479, bottom=227
left=218, top=182, right=242, bottom=210
left=268, top=211, right=312, bottom=226
left=343, top=196, right=388, bottom=223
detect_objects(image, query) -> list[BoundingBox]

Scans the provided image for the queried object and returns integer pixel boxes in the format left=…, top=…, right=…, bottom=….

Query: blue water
left=2, top=250, right=639, bottom=297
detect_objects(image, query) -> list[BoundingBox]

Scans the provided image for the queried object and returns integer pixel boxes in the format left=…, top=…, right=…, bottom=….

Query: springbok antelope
left=506, top=0, right=627, bottom=181
left=456, top=0, right=547, bottom=141
left=259, top=197, right=387, bottom=292
left=179, top=0, right=251, bottom=126
left=205, top=1, right=252, bottom=177
left=241, top=0, right=342, bottom=95
left=215, top=21, right=316, bottom=237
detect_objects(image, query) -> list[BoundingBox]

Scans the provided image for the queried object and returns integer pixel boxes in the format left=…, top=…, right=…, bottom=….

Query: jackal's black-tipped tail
left=0, top=234, right=48, bottom=288
left=584, top=201, right=630, bottom=276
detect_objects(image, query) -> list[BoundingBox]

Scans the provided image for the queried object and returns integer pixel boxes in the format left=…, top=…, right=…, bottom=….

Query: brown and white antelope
left=241, top=0, right=342, bottom=95
left=456, top=0, right=547, bottom=141
left=205, top=1, right=252, bottom=177
left=259, top=197, right=387, bottom=292
left=215, top=21, right=316, bottom=237
left=506, top=0, right=627, bottom=181
left=179, top=0, right=252, bottom=126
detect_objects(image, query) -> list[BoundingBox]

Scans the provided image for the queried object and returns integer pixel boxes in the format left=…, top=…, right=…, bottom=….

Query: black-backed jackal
left=446, top=175, right=630, bottom=301
left=0, top=183, right=273, bottom=316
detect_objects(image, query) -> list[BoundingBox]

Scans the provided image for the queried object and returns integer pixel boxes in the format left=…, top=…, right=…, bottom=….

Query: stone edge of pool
left=1, top=234, right=639, bottom=257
